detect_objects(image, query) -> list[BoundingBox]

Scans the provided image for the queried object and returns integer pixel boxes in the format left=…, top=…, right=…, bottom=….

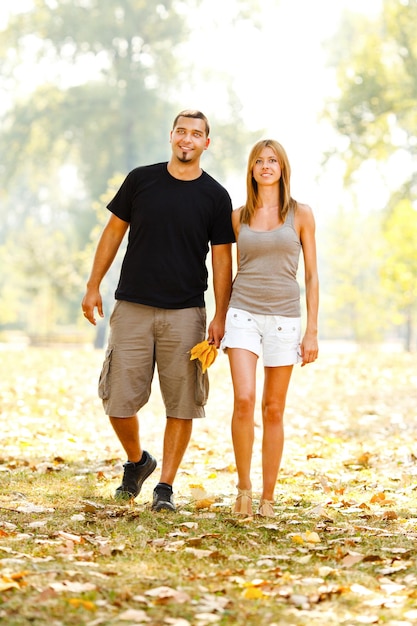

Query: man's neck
left=167, top=158, right=203, bottom=181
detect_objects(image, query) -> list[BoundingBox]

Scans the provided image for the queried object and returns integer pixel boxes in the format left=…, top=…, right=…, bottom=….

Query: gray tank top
left=229, top=206, right=301, bottom=316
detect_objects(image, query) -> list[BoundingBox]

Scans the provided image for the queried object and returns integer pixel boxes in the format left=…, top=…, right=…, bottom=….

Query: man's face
left=170, top=116, right=210, bottom=163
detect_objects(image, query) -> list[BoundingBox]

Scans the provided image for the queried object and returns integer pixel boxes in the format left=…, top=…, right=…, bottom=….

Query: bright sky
left=1, top=0, right=385, bottom=216
left=179, top=0, right=384, bottom=212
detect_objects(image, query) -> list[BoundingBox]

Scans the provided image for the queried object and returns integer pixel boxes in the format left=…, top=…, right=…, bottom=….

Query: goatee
left=177, top=152, right=190, bottom=163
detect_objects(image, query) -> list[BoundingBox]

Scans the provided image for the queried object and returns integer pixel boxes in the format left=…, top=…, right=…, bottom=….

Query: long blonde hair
left=240, top=139, right=296, bottom=224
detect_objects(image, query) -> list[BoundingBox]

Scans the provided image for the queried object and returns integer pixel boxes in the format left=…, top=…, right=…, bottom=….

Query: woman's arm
left=296, top=203, right=319, bottom=366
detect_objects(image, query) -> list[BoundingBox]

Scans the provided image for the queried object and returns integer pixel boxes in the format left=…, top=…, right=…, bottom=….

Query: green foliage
left=379, top=197, right=417, bottom=349
left=0, top=1, right=190, bottom=196
left=381, top=199, right=417, bottom=302
left=322, top=0, right=417, bottom=348
left=320, top=207, right=390, bottom=343
left=325, top=0, right=417, bottom=178
left=2, top=217, right=86, bottom=333
left=0, top=0, right=258, bottom=339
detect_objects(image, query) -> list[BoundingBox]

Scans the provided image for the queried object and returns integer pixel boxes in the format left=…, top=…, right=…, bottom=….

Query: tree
left=0, top=0, right=261, bottom=338
left=0, top=1, right=192, bottom=219
left=380, top=195, right=417, bottom=351
left=320, top=205, right=390, bottom=344
left=323, top=0, right=417, bottom=348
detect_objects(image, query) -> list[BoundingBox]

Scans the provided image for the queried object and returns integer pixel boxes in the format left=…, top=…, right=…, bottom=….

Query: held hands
left=206, top=316, right=225, bottom=349
left=81, top=288, right=104, bottom=326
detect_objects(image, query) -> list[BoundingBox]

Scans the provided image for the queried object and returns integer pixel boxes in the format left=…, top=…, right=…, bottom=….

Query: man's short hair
left=172, top=110, right=210, bottom=136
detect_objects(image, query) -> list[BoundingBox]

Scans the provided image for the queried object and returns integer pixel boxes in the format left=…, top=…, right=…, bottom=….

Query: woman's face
left=252, top=147, right=281, bottom=186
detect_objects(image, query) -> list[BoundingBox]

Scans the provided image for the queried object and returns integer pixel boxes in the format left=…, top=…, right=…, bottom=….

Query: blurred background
left=0, top=0, right=416, bottom=351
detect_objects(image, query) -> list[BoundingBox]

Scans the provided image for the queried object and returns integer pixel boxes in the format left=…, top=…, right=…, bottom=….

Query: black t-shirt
left=107, top=162, right=235, bottom=309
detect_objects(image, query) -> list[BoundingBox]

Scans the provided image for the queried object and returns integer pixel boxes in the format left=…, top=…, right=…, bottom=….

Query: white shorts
left=221, top=307, right=302, bottom=367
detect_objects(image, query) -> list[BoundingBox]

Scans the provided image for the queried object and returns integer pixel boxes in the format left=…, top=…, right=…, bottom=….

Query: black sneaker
left=114, top=451, right=157, bottom=500
left=151, top=484, right=176, bottom=512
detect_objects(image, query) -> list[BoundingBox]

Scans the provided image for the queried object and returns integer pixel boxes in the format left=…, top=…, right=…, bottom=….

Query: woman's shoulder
left=232, top=206, right=244, bottom=222
left=294, top=201, right=313, bottom=213
left=294, top=201, right=315, bottom=229
left=232, top=206, right=244, bottom=236
left=294, top=201, right=314, bottom=218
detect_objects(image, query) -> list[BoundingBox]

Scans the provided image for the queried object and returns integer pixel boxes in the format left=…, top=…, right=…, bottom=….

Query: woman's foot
left=258, top=499, right=275, bottom=517
left=233, top=488, right=253, bottom=516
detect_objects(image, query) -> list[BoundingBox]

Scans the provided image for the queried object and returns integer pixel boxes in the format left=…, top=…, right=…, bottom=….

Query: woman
left=221, top=139, right=319, bottom=517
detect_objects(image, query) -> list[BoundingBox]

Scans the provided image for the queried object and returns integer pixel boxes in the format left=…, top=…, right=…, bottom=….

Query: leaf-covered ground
left=1, top=344, right=417, bottom=625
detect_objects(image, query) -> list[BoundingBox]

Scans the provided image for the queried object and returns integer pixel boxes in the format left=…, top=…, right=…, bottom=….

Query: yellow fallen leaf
left=291, top=535, right=304, bottom=544
left=357, top=452, right=372, bottom=465
left=189, top=484, right=208, bottom=500
left=0, top=577, right=20, bottom=592
left=195, top=498, right=215, bottom=510
left=67, top=598, right=96, bottom=611
left=370, top=492, right=386, bottom=504
left=243, top=586, right=265, bottom=599
left=292, top=531, right=320, bottom=544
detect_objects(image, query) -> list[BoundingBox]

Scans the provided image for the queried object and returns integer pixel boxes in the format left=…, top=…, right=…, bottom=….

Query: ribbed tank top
left=229, top=206, right=301, bottom=316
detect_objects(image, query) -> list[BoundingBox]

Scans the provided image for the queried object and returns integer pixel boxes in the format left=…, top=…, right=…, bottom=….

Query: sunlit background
left=0, top=0, right=416, bottom=351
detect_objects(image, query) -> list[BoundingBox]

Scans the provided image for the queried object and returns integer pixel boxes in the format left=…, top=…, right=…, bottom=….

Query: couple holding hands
left=81, top=109, right=319, bottom=517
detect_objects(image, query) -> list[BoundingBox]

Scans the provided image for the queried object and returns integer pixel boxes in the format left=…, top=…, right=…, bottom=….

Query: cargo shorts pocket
left=194, top=359, right=209, bottom=406
left=229, top=309, right=256, bottom=330
left=98, top=347, right=113, bottom=400
left=273, top=318, right=300, bottom=347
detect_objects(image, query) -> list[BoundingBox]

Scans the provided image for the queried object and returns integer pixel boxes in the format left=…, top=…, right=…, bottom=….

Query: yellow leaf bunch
left=189, top=340, right=218, bottom=373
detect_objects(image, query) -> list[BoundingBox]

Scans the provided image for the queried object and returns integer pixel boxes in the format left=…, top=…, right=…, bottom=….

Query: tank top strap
left=284, top=203, right=296, bottom=228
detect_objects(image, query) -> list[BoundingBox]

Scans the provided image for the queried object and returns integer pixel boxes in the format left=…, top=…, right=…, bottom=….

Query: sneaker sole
left=151, top=502, right=176, bottom=512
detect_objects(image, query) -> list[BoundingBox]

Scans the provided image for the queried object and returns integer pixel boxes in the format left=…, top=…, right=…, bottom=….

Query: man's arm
left=207, top=243, right=233, bottom=346
left=81, top=214, right=129, bottom=325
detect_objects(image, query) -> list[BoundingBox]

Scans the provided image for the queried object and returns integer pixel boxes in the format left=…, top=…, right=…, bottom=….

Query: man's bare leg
left=109, top=415, right=141, bottom=462
left=152, top=417, right=193, bottom=511
left=159, top=417, right=193, bottom=485
left=110, top=415, right=156, bottom=499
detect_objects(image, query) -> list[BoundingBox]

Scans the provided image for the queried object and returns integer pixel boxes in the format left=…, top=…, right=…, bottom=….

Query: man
left=82, top=110, right=234, bottom=512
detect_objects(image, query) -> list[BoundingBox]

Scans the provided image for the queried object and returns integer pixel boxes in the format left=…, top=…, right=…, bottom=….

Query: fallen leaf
left=242, top=586, right=265, bottom=599
left=350, top=583, right=374, bottom=595
left=343, top=552, right=365, bottom=567
left=303, top=531, right=321, bottom=543
left=67, top=598, right=96, bottom=611
left=49, top=581, right=96, bottom=593
left=381, top=510, right=398, bottom=520
left=144, top=585, right=190, bottom=604
left=195, top=498, right=216, bottom=509
left=118, top=608, right=150, bottom=621
left=189, top=484, right=208, bottom=499
left=0, top=577, right=20, bottom=591
left=57, top=531, right=83, bottom=543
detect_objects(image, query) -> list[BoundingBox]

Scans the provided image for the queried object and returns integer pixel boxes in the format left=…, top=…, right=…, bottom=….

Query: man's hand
left=81, top=288, right=104, bottom=326
left=207, top=316, right=225, bottom=348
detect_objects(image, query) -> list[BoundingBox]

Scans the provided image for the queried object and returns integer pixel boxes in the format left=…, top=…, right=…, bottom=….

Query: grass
left=1, top=344, right=417, bottom=625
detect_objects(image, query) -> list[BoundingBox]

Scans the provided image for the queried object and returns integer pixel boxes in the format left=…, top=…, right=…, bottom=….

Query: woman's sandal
left=233, top=488, right=253, bottom=516
left=258, top=499, right=275, bottom=517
